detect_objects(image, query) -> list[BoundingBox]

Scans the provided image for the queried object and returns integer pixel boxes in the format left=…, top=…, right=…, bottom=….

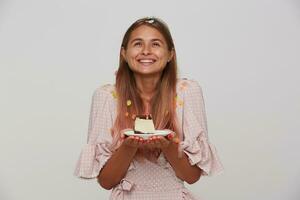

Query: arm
left=145, top=135, right=202, bottom=184
left=162, top=140, right=202, bottom=184
left=97, top=136, right=143, bottom=190
left=166, top=80, right=223, bottom=179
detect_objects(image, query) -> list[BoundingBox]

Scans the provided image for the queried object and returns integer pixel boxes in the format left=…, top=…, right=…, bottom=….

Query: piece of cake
left=134, top=114, right=155, bottom=134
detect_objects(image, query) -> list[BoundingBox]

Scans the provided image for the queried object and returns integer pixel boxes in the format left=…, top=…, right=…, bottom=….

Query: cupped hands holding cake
left=120, top=114, right=177, bottom=149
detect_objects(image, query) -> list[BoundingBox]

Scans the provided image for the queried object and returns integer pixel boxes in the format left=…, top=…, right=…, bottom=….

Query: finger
left=120, top=136, right=125, bottom=142
left=161, top=137, right=170, bottom=147
left=138, top=137, right=145, bottom=146
left=157, top=136, right=167, bottom=147
left=136, top=136, right=142, bottom=145
left=152, top=137, right=161, bottom=148
left=149, top=136, right=155, bottom=141
left=157, top=136, right=166, bottom=143
left=147, top=137, right=156, bottom=149
left=152, top=136, right=159, bottom=144
left=149, top=136, right=155, bottom=143
left=148, top=143, right=155, bottom=150
left=123, top=136, right=132, bottom=145
left=167, top=133, right=174, bottom=140
left=127, top=136, right=135, bottom=142
left=154, top=136, right=161, bottom=143
left=132, top=136, right=139, bottom=146
left=150, top=136, right=160, bottom=148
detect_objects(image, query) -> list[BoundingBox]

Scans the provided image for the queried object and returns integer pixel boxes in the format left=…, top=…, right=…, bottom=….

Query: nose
left=141, top=44, right=151, bottom=55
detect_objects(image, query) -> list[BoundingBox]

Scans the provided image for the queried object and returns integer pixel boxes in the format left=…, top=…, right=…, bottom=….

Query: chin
left=135, top=70, right=163, bottom=76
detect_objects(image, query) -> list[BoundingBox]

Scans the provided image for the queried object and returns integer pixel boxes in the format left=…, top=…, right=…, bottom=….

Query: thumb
left=120, top=133, right=125, bottom=139
left=120, top=128, right=133, bottom=138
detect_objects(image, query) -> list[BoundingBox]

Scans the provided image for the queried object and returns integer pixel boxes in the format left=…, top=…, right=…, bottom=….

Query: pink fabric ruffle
left=73, top=141, right=112, bottom=179
left=182, top=187, right=201, bottom=200
left=179, top=128, right=223, bottom=176
left=110, top=179, right=135, bottom=200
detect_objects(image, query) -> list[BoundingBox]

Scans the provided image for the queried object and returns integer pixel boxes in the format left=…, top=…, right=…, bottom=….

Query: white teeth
left=139, top=59, right=155, bottom=63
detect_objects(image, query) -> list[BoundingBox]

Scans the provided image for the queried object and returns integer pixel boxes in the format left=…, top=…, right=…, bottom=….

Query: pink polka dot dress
left=74, top=78, right=224, bottom=199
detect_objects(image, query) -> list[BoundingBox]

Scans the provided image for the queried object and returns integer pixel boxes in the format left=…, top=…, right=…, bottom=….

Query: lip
left=138, top=62, right=155, bottom=67
left=137, top=58, right=156, bottom=66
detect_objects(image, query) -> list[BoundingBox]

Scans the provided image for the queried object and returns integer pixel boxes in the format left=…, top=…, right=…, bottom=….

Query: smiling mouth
left=138, top=59, right=156, bottom=66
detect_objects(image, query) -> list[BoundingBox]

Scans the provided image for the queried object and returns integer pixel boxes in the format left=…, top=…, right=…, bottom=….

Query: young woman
left=74, top=17, right=223, bottom=199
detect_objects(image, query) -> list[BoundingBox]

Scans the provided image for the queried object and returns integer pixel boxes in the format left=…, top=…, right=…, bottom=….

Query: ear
left=121, top=47, right=127, bottom=62
left=168, top=48, right=175, bottom=62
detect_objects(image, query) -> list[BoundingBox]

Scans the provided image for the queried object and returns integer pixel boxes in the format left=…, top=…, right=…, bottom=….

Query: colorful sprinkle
left=180, top=86, right=186, bottom=91
left=175, top=95, right=184, bottom=108
left=173, top=137, right=180, bottom=144
left=165, top=110, right=169, bottom=115
left=126, top=100, right=132, bottom=106
left=125, top=112, right=129, bottom=117
left=179, top=81, right=189, bottom=91
left=178, top=100, right=184, bottom=106
left=181, top=81, right=188, bottom=86
left=131, top=114, right=136, bottom=120
left=111, top=90, right=117, bottom=99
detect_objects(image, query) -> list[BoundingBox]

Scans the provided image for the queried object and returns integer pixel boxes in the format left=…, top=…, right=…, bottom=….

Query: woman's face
left=121, top=25, right=174, bottom=77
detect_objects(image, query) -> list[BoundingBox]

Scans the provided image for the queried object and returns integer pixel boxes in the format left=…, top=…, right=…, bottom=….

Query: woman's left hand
left=144, top=132, right=174, bottom=150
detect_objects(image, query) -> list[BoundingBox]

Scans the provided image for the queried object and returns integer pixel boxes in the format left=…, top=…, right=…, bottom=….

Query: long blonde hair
left=111, top=17, right=180, bottom=162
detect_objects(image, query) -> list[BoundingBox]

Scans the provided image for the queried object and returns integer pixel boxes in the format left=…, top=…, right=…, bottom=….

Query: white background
left=1, top=0, right=299, bottom=199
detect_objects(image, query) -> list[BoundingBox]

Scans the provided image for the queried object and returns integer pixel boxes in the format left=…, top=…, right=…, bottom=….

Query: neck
left=134, top=74, right=161, bottom=101
left=134, top=74, right=161, bottom=115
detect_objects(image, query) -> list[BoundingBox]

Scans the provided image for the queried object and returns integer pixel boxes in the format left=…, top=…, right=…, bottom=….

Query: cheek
left=156, top=51, right=169, bottom=61
left=127, top=49, right=140, bottom=58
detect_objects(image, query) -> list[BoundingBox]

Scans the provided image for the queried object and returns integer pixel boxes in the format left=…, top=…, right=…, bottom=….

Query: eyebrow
left=130, top=38, right=164, bottom=44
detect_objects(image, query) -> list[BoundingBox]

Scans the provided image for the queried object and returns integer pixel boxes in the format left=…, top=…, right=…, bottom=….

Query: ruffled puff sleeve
left=74, top=86, right=114, bottom=179
left=179, top=80, right=224, bottom=176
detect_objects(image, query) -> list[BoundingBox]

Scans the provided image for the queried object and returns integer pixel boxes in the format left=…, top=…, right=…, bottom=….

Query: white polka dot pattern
left=73, top=78, right=224, bottom=199
left=73, top=87, right=114, bottom=178
left=179, top=80, right=224, bottom=176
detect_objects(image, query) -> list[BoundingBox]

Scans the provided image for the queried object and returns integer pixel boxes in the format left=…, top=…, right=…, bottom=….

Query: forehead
left=129, top=25, right=166, bottom=42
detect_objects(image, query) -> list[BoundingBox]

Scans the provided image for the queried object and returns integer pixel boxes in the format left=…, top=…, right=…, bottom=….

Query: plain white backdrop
left=1, top=0, right=299, bottom=199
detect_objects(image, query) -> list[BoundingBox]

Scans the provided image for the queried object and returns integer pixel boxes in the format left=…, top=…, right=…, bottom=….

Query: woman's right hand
left=120, top=129, right=145, bottom=148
